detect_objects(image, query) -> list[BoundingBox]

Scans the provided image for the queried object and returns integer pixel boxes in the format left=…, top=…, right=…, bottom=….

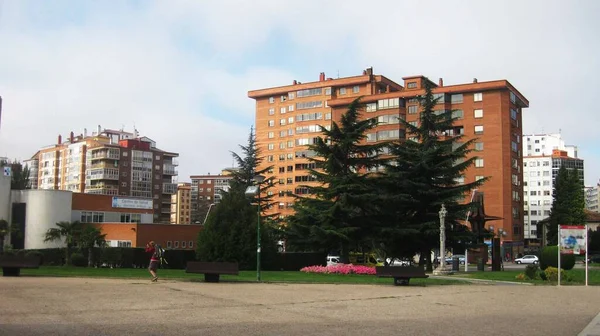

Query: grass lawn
left=19, top=266, right=466, bottom=286
left=458, top=268, right=600, bottom=285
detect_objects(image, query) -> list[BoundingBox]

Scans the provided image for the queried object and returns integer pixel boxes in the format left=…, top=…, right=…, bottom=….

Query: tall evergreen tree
left=196, top=186, right=277, bottom=270
left=380, top=79, right=484, bottom=270
left=0, top=160, right=31, bottom=190
left=285, top=98, right=387, bottom=263
left=227, top=126, right=276, bottom=217
left=546, top=166, right=586, bottom=245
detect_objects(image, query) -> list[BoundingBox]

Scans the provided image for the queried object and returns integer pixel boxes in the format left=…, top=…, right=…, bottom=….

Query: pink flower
left=300, top=264, right=376, bottom=275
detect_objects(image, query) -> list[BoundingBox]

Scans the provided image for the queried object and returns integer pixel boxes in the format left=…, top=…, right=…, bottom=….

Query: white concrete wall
left=11, top=189, right=73, bottom=249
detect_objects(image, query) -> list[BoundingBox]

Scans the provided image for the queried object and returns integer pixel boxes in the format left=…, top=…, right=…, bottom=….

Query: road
left=1, top=277, right=599, bottom=336
left=448, top=262, right=595, bottom=272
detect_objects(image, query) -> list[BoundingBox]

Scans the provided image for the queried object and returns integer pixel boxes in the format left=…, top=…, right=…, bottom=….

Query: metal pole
left=257, top=185, right=261, bottom=282
left=464, top=248, right=468, bottom=272
left=558, top=225, right=561, bottom=287
left=585, top=224, right=588, bottom=287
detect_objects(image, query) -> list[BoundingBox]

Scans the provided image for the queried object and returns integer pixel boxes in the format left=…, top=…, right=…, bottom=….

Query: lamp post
left=245, top=175, right=265, bottom=282
left=433, top=204, right=453, bottom=275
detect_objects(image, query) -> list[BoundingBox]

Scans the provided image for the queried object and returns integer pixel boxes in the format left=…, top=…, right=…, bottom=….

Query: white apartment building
left=523, top=133, right=577, bottom=158
left=522, top=133, right=584, bottom=246
left=586, top=183, right=600, bottom=213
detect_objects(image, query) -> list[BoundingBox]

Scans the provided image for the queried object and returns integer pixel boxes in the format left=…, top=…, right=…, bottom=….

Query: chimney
left=58, top=135, right=62, bottom=144
left=70, top=131, right=74, bottom=142
left=97, top=125, right=101, bottom=134
left=363, top=70, right=367, bottom=75
left=293, top=80, right=297, bottom=85
left=319, top=72, right=325, bottom=81
left=84, top=128, right=87, bottom=137
left=473, top=78, right=478, bottom=83
left=365, top=67, right=373, bottom=75
left=439, top=78, right=444, bottom=87
left=386, top=85, right=390, bottom=93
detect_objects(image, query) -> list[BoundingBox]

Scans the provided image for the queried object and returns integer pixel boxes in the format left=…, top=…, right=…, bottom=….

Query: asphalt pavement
left=1, top=277, right=599, bottom=336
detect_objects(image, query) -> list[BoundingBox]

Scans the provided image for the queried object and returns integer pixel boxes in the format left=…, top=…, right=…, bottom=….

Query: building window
left=268, top=143, right=274, bottom=150
left=117, top=241, right=132, bottom=248
left=268, top=108, right=275, bottom=115
left=280, top=119, right=286, bottom=126
left=325, top=87, right=332, bottom=95
left=474, top=93, right=483, bottom=102
left=451, top=94, right=463, bottom=104
left=474, top=109, right=483, bottom=118
left=474, top=125, right=484, bottom=134
left=174, top=241, right=180, bottom=248
left=475, top=175, right=485, bottom=181
left=189, top=241, right=193, bottom=248
left=288, top=105, right=294, bottom=112
left=339, top=88, right=346, bottom=95
left=182, top=241, right=186, bottom=248
left=452, top=110, right=464, bottom=120
left=475, top=142, right=484, bottom=151
left=269, top=97, right=274, bottom=104
left=353, top=86, right=359, bottom=93
left=167, top=241, right=172, bottom=248
left=280, top=107, right=286, bottom=114
left=366, top=103, right=377, bottom=112
left=475, top=159, right=484, bottom=168
left=407, top=82, right=417, bottom=89
left=544, top=190, right=551, bottom=196
left=408, top=105, right=418, bottom=114
left=325, top=113, right=331, bottom=120
left=268, top=120, right=275, bottom=127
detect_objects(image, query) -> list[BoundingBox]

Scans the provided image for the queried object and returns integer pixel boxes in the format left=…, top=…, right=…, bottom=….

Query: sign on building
left=559, top=225, right=586, bottom=255
left=3, top=167, right=11, bottom=176
left=111, top=197, right=153, bottom=210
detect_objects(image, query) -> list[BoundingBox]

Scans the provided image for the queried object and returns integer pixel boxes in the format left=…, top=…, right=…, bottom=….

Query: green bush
left=25, top=250, right=44, bottom=264
left=539, top=246, right=575, bottom=270
left=524, top=264, right=539, bottom=280
left=70, top=253, right=87, bottom=267
left=543, top=266, right=573, bottom=282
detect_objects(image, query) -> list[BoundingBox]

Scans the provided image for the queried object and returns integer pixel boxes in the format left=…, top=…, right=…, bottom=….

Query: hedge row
left=10, top=248, right=326, bottom=271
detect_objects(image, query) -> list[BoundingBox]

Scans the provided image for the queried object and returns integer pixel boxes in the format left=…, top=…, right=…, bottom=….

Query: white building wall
left=586, top=184, right=600, bottom=213
left=523, top=133, right=578, bottom=158
left=11, top=190, right=72, bottom=249
left=523, top=157, right=554, bottom=240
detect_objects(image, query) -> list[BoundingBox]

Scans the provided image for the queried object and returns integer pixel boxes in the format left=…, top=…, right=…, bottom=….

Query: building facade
left=249, top=68, right=529, bottom=244
left=522, top=145, right=584, bottom=247
left=190, top=170, right=235, bottom=223
left=27, top=126, right=178, bottom=223
left=523, top=133, right=577, bottom=158
left=171, top=182, right=192, bottom=224
left=586, top=183, right=600, bottom=213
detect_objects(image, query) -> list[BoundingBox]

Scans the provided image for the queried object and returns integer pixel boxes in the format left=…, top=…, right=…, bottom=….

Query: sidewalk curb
left=428, top=275, right=533, bottom=285
left=578, top=311, right=600, bottom=336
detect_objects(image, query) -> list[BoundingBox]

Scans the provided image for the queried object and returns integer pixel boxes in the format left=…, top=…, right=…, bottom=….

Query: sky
left=0, top=0, right=599, bottom=185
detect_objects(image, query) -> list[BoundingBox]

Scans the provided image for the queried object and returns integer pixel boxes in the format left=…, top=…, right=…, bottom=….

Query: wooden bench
left=0, top=255, right=41, bottom=276
left=375, top=266, right=429, bottom=286
left=186, top=261, right=239, bottom=283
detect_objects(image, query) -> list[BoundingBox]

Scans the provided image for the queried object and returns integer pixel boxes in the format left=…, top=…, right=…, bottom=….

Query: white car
left=514, top=255, right=539, bottom=264
left=327, top=256, right=341, bottom=266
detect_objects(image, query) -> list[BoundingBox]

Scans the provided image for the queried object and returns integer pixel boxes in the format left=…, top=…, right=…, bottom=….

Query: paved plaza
left=0, top=277, right=599, bottom=336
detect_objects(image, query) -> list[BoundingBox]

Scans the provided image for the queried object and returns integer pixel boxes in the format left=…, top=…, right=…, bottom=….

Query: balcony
left=90, top=149, right=120, bottom=160
left=163, top=183, right=177, bottom=194
left=163, top=163, right=178, bottom=176
left=87, top=169, right=119, bottom=180
left=89, top=162, right=119, bottom=169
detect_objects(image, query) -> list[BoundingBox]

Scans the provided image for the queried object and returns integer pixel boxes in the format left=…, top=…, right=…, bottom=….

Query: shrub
left=70, top=253, right=87, bottom=267
left=539, top=271, right=547, bottom=281
left=515, top=273, right=526, bottom=281
left=524, top=264, right=539, bottom=280
left=25, top=250, right=44, bottom=264
left=300, top=264, right=376, bottom=275
left=539, top=246, right=575, bottom=270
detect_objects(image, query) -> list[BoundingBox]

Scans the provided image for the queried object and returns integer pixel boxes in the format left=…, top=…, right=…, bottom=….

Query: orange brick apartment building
left=249, top=68, right=529, bottom=243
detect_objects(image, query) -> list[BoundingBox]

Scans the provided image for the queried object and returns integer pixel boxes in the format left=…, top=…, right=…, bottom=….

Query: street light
left=203, top=203, right=216, bottom=225
left=433, top=203, right=453, bottom=275
left=244, top=174, right=266, bottom=282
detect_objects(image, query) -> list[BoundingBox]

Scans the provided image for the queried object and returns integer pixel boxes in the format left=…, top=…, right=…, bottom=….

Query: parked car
left=514, top=255, right=539, bottom=264
left=444, top=255, right=466, bottom=265
left=327, top=256, right=341, bottom=266
left=587, top=255, right=600, bottom=264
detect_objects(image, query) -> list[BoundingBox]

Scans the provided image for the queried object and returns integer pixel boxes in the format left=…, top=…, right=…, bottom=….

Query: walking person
left=145, top=241, right=159, bottom=282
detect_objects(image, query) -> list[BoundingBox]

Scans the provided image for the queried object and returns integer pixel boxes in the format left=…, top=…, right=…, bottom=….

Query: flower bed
left=300, top=264, right=376, bottom=275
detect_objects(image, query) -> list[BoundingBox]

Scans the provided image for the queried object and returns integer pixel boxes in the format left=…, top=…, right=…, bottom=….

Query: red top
left=145, top=247, right=158, bottom=261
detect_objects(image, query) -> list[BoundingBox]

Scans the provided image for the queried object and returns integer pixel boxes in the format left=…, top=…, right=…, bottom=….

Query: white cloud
left=0, top=0, right=599, bottom=185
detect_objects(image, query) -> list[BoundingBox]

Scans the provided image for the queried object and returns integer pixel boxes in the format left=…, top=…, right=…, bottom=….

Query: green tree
left=380, top=79, right=484, bottom=270
left=0, top=159, right=31, bottom=190
left=589, top=228, right=600, bottom=253
left=44, top=221, right=83, bottom=266
left=285, top=98, right=386, bottom=263
left=227, top=126, right=275, bottom=215
left=196, top=187, right=277, bottom=270
left=546, top=166, right=586, bottom=245
left=77, top=225, right=107, bottom=267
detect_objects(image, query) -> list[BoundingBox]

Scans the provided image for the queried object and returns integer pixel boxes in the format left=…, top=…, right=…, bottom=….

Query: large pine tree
left=285, top=98, right=387, bottom=262
left=546, top=166, right=586, bottom=245
left=380, top=79, right=484, bottom=270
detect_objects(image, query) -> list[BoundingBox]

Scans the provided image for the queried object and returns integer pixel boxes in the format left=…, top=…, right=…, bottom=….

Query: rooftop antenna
left=337, top=70, right=340, bottom=78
